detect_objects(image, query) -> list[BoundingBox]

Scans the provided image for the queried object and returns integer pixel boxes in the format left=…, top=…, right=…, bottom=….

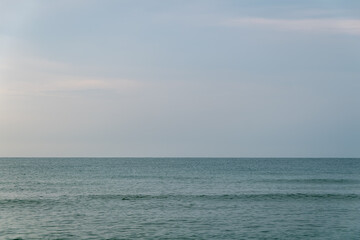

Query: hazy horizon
left=1, top=0, right=360, bottom=157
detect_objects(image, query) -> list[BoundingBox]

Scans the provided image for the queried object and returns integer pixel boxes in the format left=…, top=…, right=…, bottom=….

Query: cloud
left=48, top=78, right=139, bottom=92
left=224, top=18, right=360, bottom=35
left=2, top=77, right=142, bottom=96
left=0, top=55, right=142, bottom=96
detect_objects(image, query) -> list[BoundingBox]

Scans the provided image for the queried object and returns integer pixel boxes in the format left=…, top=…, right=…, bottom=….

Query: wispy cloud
left=224, top=18, right=360, bottom=35
left=2, top=77, right=142, bottom=96
left=0, top=56, right=142, bottom=96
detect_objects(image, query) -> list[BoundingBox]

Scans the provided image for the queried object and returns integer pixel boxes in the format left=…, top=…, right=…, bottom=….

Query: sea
left=0, top=158, right=359, bottom=239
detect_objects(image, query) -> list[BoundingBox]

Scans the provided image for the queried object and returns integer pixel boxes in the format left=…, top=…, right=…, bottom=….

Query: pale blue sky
left=1, top=0, right=360, bottom=157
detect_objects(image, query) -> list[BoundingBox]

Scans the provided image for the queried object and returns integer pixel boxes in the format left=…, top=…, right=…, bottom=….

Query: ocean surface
left=0, top=158, right=359, bottom=239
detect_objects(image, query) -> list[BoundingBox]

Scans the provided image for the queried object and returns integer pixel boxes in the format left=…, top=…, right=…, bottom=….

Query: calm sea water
left=0, top=158, right=359, bottom=239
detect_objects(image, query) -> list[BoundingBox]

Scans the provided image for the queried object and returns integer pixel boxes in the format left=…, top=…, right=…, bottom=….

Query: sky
left=1, top=0, right=360, bottom=157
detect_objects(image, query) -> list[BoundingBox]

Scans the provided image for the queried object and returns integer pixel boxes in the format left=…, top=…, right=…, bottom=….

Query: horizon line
left=0, top=156, right=359, bottom=159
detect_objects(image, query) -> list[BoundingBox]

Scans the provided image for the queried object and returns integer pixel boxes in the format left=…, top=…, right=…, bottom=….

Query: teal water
left=0, top=158, right=359, bottom=239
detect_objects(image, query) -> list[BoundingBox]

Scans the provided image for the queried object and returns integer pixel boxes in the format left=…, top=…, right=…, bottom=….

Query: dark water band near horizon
left=0, top=158, right=359, bottom=239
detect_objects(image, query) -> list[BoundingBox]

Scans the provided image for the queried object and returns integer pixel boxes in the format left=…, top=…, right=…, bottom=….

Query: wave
left=86, top=193, right=360, bottom=201
left=0, top=199, right=46, bottom=205
left=263, top=179, right=360, bottom=184
left=1, top=193, right=358, bottom=206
